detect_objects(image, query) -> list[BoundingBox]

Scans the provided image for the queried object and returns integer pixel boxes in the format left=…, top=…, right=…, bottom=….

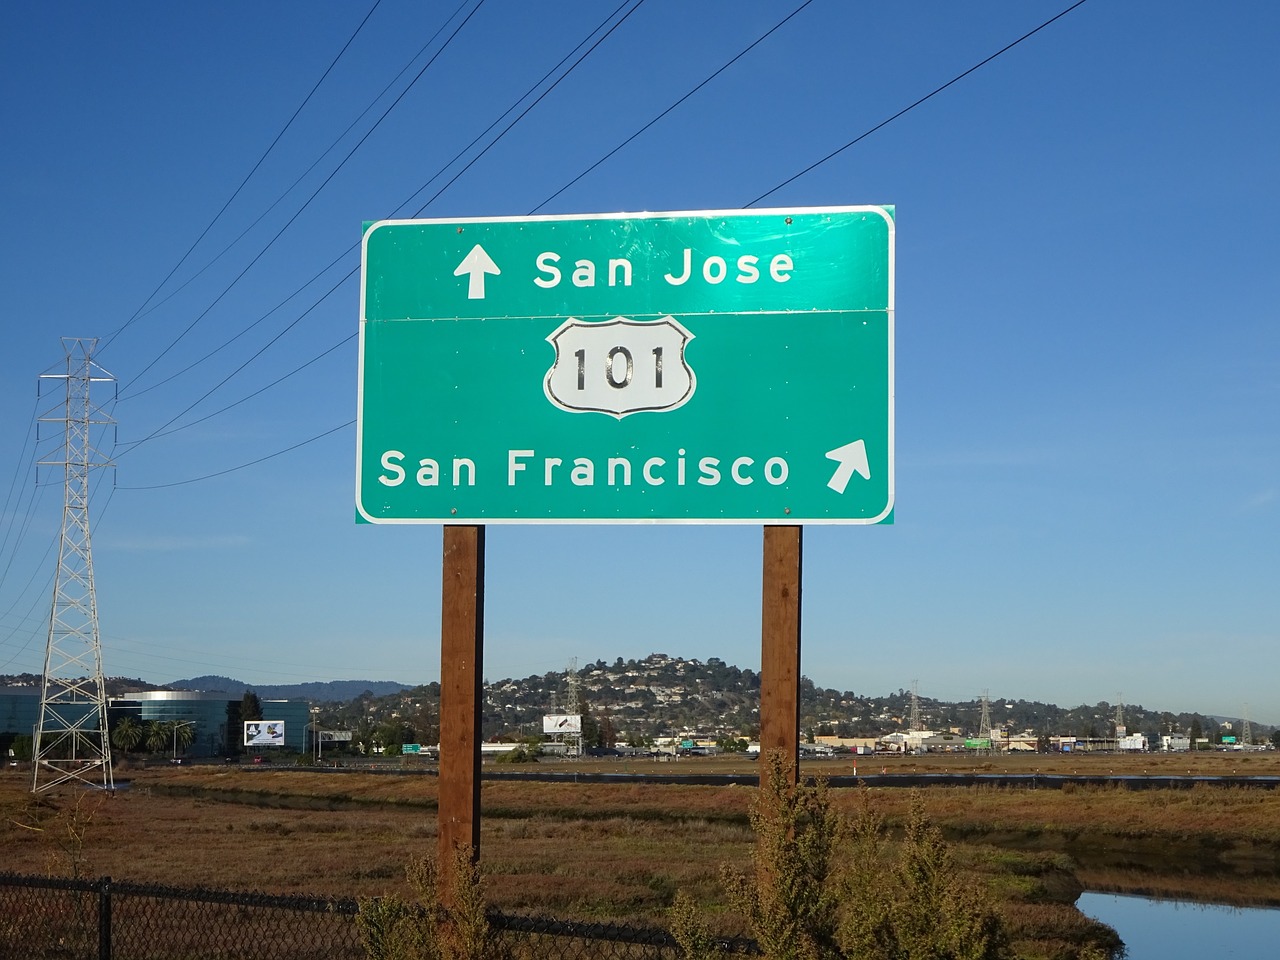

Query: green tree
left=376, top=720, right=411, bottom=755
left=111, top=715, right=143, bottom=753
left=596, top=707, right=616, bottom=751
left=144, top=720, right=170, bottom=754
left=410, top=702, right=438, bottom=747
left=580, top=697, right=601, bottom=750
left=241, top=690, right=264, bottom=722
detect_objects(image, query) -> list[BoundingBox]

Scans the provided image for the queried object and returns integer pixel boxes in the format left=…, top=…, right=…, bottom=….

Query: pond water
left=1079, top=892, right=1280, bottom=958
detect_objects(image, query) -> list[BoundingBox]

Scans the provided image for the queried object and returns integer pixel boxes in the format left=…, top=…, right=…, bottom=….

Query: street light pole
left=171, top=720, right=195, bottom=763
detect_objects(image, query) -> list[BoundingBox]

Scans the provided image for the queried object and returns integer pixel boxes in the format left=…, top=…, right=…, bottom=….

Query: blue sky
left=1, top=1, right=1276, bottom=721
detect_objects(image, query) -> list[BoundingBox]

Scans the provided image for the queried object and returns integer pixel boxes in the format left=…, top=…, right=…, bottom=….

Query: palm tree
left=111, top=715, right=142, bottom=753
left=145, top=720, right=170, bottom=754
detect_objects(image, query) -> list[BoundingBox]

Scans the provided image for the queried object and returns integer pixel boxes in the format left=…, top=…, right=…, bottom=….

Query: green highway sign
left=357, top=206, right=894, bottom=524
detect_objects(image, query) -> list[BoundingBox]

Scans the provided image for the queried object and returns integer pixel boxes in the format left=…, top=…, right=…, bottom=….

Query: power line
left=120, top=0, right=488, bottom=398
left=406, top=0, right=648, bottom=220
left=0, top=521, right=55, bottom=634
left=117, top=419, right=354, bottom=491
left=107, top=0, right=1085, bottom=494
left=747, top=0, right=1091, bottom=206
left=123, top=0, right=636, bottom=418
left=0, top=567, right=56, bottom=672
left=122, top=333, right=356, bottom=447
left=0, top=396, right=42, bottom=585
left=395, top=0, right=641, bottom=217
left=530, top=0, right=817, bottom=214
left=111, top=1, right=643, bottom=468
left=114, top=269, right=357, bottom=457
left=99, top=0, right=384, bottom=358
left=116, top=0, right=476, bottom=401
left=119, top=244, right=354, bottom=405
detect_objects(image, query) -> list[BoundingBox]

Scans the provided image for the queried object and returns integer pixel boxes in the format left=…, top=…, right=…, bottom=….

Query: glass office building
left=109, top=691, right=310, bottom=758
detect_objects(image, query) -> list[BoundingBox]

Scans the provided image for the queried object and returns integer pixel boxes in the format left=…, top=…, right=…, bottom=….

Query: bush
left=357, top=844, right=504, bottom=960
left=720, top=753, right=842, bottom=960
left=673, top=752, right=1012, bottom=960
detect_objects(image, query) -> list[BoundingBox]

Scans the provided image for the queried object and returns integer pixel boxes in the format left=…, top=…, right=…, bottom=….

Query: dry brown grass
left=5, top=757, right=1280, bottom=958
left=10, top=763, right=1280, bottom=893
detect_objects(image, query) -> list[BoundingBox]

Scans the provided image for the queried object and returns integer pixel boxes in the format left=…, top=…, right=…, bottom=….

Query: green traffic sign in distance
left=357, top=205, right=894, bottom=524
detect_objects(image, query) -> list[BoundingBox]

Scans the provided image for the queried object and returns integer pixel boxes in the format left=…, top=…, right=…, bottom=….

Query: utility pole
left=32, top=338, right=115, bottom=793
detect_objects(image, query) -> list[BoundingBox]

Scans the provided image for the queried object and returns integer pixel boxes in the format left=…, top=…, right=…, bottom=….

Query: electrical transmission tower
left=1114, top=695, right=1125, bottom=738
left=32, top=339, right=115, bottom=793
left=978, top=690, right=993, bottom=752
left=909, top=680, right=922, bottom=733
left=564, top=657, right=583, bottom=758
left=1242, top=705, right=1252, bottom=747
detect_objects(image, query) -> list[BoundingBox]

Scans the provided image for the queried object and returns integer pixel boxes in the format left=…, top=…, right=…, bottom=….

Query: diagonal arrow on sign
left=453, top=243, right=500, bottom=299
left=825, top=439, right=871, bottom=494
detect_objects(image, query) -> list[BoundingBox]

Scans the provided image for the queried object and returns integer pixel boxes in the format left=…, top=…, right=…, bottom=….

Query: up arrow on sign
left=454, top=244, right=500, bottom=299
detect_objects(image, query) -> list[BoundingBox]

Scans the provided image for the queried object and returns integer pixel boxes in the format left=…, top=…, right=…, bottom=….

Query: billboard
left=542, top=714, right=582, bottom=735
left=243, top=721, right=285, bottom=747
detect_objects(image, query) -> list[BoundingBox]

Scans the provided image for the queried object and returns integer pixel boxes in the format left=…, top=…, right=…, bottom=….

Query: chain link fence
left=0, top=873, right=757, bottom=959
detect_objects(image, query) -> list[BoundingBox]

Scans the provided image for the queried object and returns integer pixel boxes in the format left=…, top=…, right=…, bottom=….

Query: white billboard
left=542, top=714, right=582, bottom=735
left=244, top=721, right=285, bottom=747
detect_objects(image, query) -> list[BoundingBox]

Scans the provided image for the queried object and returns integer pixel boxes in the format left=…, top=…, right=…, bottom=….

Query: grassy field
left=5, top=752, right=1280, bottom=958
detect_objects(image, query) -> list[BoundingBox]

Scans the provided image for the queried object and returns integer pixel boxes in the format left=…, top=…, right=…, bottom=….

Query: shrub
left=720, top=753, right=842, bottom=960
left=357, top=844, right=504, bottom=960
left=674, top=753, right=1012, bottom=960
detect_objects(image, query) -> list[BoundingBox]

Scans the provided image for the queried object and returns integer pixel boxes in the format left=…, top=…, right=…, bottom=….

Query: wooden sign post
left=438, top=525, right=485, bottom=889
left=760, top=525, right=802, bottom=785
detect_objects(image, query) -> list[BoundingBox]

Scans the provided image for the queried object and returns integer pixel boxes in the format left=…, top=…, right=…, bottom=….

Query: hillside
left=5, top=658, right=1268, bottom=749
left=302, top=653, right=1270, bottom=749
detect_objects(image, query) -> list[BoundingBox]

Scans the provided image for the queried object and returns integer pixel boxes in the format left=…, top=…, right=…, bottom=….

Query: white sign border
left=356, top=205, right=894, bottom=526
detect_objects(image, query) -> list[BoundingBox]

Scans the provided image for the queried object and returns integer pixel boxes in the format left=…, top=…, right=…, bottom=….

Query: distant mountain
left=168, top=675, right=410, bottom=701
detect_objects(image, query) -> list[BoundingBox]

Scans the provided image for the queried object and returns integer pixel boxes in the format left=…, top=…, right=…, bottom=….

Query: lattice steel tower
left=32, top=338, right=115, bottom=793
left=978, top=690, right=993, bottom=744
left=564, top=657, right=583, bottom=758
